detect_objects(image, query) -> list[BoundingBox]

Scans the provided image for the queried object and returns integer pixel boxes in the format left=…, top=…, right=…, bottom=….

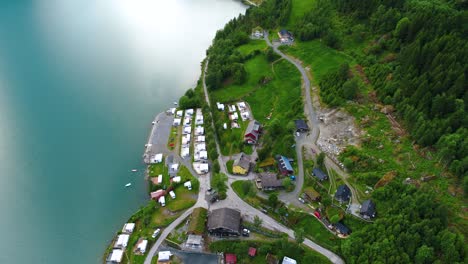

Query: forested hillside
left=203, top=0, right=467, bottom=262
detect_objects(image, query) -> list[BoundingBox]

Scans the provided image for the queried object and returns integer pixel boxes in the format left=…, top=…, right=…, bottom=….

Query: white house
left=241, top=112, right=250, bottom=121
left=114, top=234, right=130, bottom=248
left=183, top=117, right=191, bottom=126
left=184, top=181, right=192, bottom=190
left=137, top=240, right=148, bottom=254
left=158, top=251, right=172, bottom=262
left=168, top=108, right=176, bottom=115
left=122, top=223, right=135, bottom=234
left=169, top=191, right=176, bottom=199
left=229, top=105, right=237, bottom=113
left=197, top=136, right=205, bottom=142
left=173, top=118, right=181, bottom=126
left=108, top=249, right=123, bottom=263
left=216, top=102, right=225, bottom=111
left=176, top=110, right=183, bottom=117
left=158, top=196, right=166, bottom=206
left=170, top=164, right=179, bottom=173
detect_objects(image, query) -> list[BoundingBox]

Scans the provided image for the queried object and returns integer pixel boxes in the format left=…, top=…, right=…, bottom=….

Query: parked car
left=242, top=228, right=250, bottom=237
left=152, top=228, right=161, bottom=238
left=261, top=208, right=268, bottom=214
left=298, top=197, right=305, bottom=204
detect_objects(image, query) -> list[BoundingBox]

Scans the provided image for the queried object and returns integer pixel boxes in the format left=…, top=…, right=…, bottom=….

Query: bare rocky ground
left=317, top=108, right=361, bottom=159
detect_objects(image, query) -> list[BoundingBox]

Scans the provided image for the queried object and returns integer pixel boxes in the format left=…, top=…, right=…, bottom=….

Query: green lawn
left=211, top=55, right=272, bottom=102
left=297, top=215, right=341, bottom=252
left=236, top=39, right=267, bottom=56
left=282, top=40, right=351, bottom=83
left=288, top=0, right=317, bottom=26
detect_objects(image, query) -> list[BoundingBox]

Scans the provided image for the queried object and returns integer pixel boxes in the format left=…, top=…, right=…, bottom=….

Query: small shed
left=226, top=253, right=237, bottom=264
left=248, top=247, right=257, bottom=257
left=136, top=239, right=148, bottom=254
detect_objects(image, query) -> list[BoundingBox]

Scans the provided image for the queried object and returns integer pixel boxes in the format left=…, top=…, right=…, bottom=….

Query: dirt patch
left=316, top=107, right=362, bottom=165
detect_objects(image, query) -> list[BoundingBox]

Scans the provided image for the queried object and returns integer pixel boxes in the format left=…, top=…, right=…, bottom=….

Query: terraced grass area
left=236, top=39, right=267, bottom=56
left=281, top=40, right=351, bottom=83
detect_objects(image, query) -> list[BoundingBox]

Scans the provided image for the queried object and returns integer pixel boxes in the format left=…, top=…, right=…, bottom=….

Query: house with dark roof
left=335, top=185, right=351, bottom=203
left=295, top=120, right=309, bottom=132
left=258, top=172, right=283, bottom=191
left=207, top=208, right=241, bottom=237
left=278, top=29, right=294, bottom=44
left=233, top=153, right=251, bottom=175
left=276, top=155, right=294, bottom=175
left=360, top=199, right=376, bottom=219
left=244, top=120, right=261, bottom=144
left=312, top=168, right=328, bottom=181
left=334, top=222, right=351, bottom=236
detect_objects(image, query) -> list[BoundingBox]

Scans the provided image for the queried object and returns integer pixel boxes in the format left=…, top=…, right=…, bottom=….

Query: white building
left=182, top=134, right=191, bottom=145
left=282, top=256, right=297, bottom=264
left=173, top=118, right=181, bottom=126
left=197, top=136, right=205, bottom=142
left=108, top=249, right=123, bottom=263
left=172, top=176, right=181, bottom=183
left=114, top=234, right=130, bottom=248
left=183, top=117, right=191, bottom=126
left=195, top=126, right=204, bottom=135
left=137, top=240, right=148, bottom=254
left=184, top=181, right=192, bottom=190
left=216, top=102, right=225, bottom=111
left=176, top=110, right=183, bottom=117
left=199, top=151, right=208, bottom=160
left=181, top=147, right=190, bottom=158
left=158, top=251, right=172, bottom=262
left=230, top=112, right=239, bottom=121
left=237, top=102, right=246, bottom=110
left=223, top=123, right=227, bottom=130
left=158, top=196, right=166, bottom=206
left=157, top=174, right=163, bottom=184
left=183, top=126, right=192, bottom=134
left=122, top=223, right=135, bottom=234
left=185, top=109, right=194, bottom=116
left=152, top=153, right=163, bottom=163
left=169, top=191, right=176, bottom=199
left=195, top=143, right=206, bottom=152
left=229, top=105, right=236, bottom=113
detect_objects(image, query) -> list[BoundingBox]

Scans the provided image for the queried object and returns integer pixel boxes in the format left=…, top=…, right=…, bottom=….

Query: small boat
left=131, top=169, right=137, bottom=172
left=173, top=102, right=178, bottom=105
left=125, top=183, right=132, bottom=187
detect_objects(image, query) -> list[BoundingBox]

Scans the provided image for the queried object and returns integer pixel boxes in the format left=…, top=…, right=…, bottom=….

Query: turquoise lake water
left=0, top=1, right=245, bottom=263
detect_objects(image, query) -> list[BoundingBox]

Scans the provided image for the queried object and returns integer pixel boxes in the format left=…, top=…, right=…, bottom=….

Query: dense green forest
left=202, top=0, right=467, bottom=262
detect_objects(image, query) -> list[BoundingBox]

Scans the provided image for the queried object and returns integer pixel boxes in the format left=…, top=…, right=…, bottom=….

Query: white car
left=298, top=197, right=305, bottom=204
left=152, top=228, right=161, bottom=238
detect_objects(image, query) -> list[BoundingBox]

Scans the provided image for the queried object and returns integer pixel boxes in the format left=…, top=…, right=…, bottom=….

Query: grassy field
left=281, top=40, right=351, bottom=83
left=236, top=39, right=267, bottom=56
left=288, top=0, right=316, bottom=27
left=297, top=215, right=341, bottom=252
